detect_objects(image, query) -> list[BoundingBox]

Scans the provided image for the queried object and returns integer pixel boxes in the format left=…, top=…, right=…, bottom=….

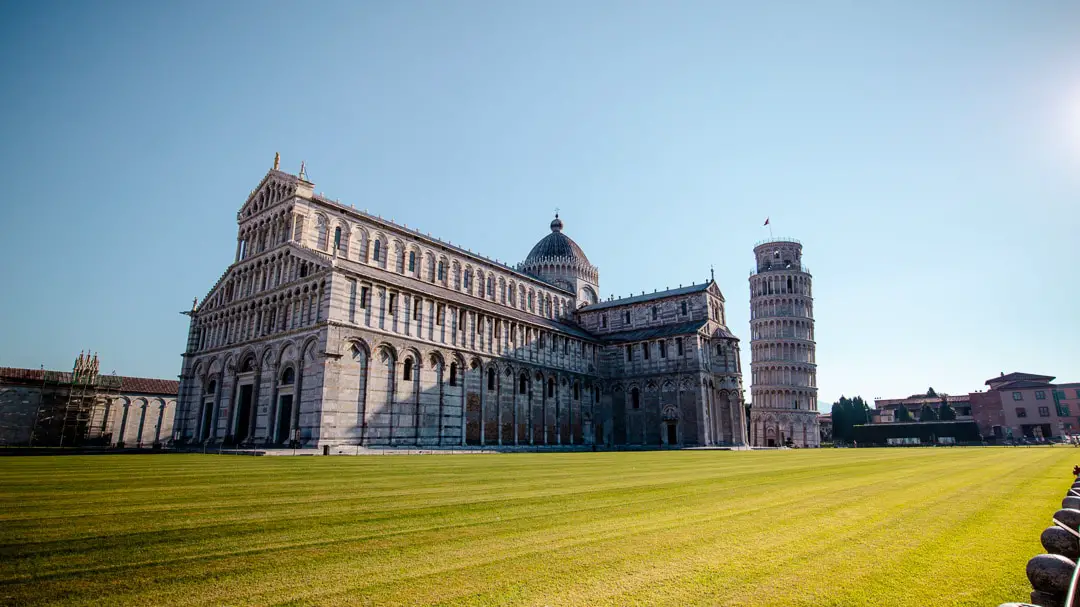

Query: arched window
left=519, top=374, right=528, bottom=394
left=403, top=358, right=414, bottom=381
left=316, top=216, right=329, bottom=250
left=280, top=367, right=295, bottom=385
left=652, top=306, right=658, bottom=320
left=438, top=261, right=445, bottom=282
left=464, top=270, right=471, bottom=291
left=631, top=387, right=640, bottom=409
left=240, top=357, right=255, bottom=373
left=547, top=378, right=554, bottom=397
left=449, top=362, right=458, bottom=386
left=206, top=379, right=216, bottom=394
left=716, top=344, right=723, bottom=357
left=488, top=368, right=495, bottom=390
left=373, top=240, right=381, bottom=262
left=333, top=226, right=342, bottom=251
left=573, top=382, right=580, bottom=400
left=408, top=251, right=416, bottom=272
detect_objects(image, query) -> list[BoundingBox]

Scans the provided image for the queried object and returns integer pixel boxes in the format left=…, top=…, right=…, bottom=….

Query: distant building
left=971, top=372, right=1079, bottom=440
left=818, top=413, right=832, bottom=443
left=872, top=395, right=972, bottom=423
left=0, top=353, right=178, bottom=447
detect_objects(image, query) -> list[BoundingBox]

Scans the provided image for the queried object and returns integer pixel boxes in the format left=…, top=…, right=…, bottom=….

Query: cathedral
left=173, top=157, right=747, bottom=450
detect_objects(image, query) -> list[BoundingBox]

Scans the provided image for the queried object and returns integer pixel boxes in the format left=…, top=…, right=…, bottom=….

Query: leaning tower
left=748, top=238, right=819, bottom=447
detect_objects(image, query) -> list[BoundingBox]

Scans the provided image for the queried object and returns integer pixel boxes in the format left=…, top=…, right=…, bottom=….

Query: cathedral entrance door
left=235, top=384, right=253, bottom=442
left=667, top=423, right=677, bottom=445
left=276, top=395, right=293, bottom=444
left=200, top=402, right=213, bottom=441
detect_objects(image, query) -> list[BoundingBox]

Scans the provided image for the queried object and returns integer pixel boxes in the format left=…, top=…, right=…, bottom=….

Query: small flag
left=763, top=217, right=770, bottom=226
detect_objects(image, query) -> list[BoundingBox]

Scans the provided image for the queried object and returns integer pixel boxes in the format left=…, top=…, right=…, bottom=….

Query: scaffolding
left=29, top=353, right=122, bottom=447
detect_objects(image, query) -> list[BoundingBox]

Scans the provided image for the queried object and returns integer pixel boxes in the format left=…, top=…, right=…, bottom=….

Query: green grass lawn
left=0, top=448, right=1071, bottom=606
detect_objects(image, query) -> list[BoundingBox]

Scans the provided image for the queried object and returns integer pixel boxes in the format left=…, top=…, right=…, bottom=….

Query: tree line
left=830, top=389, right=958, bottom=443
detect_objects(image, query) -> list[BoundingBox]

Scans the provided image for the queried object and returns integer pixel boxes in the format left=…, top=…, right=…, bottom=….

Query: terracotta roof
left=0, top=367, right=178, bottom=395
left=986, top=372, right=1055, bottom=386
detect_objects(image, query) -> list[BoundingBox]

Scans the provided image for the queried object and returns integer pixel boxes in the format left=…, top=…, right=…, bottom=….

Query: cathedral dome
left=524, top=215, right=591, bottom=266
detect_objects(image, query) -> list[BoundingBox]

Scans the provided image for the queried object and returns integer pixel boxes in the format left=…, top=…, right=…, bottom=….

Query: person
left=852, top=440, right=858, bottom=448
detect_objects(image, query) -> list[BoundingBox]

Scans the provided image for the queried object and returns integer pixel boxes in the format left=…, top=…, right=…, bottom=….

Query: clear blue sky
left=1, top=1, right=1078, bottom=405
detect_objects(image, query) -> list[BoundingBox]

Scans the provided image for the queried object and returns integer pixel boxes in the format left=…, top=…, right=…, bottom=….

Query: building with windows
left=172, top=157, right=747, bottom=450
left=872, top=394, right=972, bottom=423
left=971, top=372, right=1080, bottom=440
left=0, top=353, right=178, bottom=448
left=747, top=238, right=819, bottom=447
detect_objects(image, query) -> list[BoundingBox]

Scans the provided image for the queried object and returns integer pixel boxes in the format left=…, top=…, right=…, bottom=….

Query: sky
left=1, top=0, right=1078, bottom=406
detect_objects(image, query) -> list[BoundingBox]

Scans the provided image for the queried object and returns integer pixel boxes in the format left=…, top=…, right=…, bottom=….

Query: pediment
left=237, top=171, right=300, bottom=220
left=196, top=242, right=330, bottom=313
left=707, top=281, right=725, bottom=302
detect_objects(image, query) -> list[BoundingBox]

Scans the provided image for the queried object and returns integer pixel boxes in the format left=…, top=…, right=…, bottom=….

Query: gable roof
left=597, top=319, right=708, bottom=344
left=0, top=367, right=179, bottom=396
left=986, top=372, right=1055, bottom=387
left=579, top=283, right=712, bottom=312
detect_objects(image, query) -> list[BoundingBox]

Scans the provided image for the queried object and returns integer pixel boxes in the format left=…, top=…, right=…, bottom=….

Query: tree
left=919, top=404, right=938, bottom=422
left=895, top=405, right=913, bottom=422
left=939, top=397, right=957, bottom=421
left=926, top=387, right=937, bottom=397
left=831, top=399, right=850, bottom=442
left=830, top=396, right=874, bottom=442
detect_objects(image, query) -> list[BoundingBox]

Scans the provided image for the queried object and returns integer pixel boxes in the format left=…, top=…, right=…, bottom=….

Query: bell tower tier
left=748, top=238, right=819, bottom=448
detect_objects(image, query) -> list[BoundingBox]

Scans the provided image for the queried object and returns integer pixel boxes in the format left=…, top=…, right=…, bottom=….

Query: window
left=373, top=240, right=381, bottom=261
left=360, top=286, right=369, bottom=309
left=631, top=388, right=640, bottom=409
left=334, top=227, right=342, bottom=250
left=413, top=299, right=421, bottom=321
left=1058, top=404, right=1071, bottom=417
left=494, top=321, right=501, bottom=339
left=488, top=368, right=496, bottom=390
left=280, top=368, right=294, bottom=385
left=437, top=261, right=445, bottom=282
left=681, top=301, right=688, bottom=315
left=436, top=304, right=444, bottom=325
left=408, top=251, right=416, bottom=272
left=643, top=342, right=650, bottom=360
left=573, top=382, right=580, bottom=400
left=348, top=279, right=357, bottom=323
left=464, top=271, right=471, bottom=290
left=563, top=338, right=569, bottom=355
left=1076, top=390, right=1080, bottom=398
left=403, top=358, right=414, bottom=381
left=519, top=374, right=528, bottom=394
left=539, top=333, right=545, bottom=349
left=652, top=306, right=658, bottom=320
left=547, top=378, right=554, bottom=397
left=459, top=310, right=466, bottom=332
left=388, top=294, right=397, bottom=315
left=659, top=340, right=667, bottom=358
left=626, top=345, right=633, bottom=361
left=477, top=314, right=483, bottom=334
left=1015, top=407, right=1027, bottom=418
left=676, top=337, right=684, bottom=356
left=601, top=315, right=607, bottom=328
left=206, top=379, right=217, bottom=394
left=716, top=344, right=723, bottom=357
left=1012, top=391, right=1022, bottom=401
left=449, top=363, right=457, bottom=386
left=624, top=311, right=631, bottom=324
left=1038, top=406, right=1050, bottom=417
left=1035, top=391, right=1046, bottom=400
